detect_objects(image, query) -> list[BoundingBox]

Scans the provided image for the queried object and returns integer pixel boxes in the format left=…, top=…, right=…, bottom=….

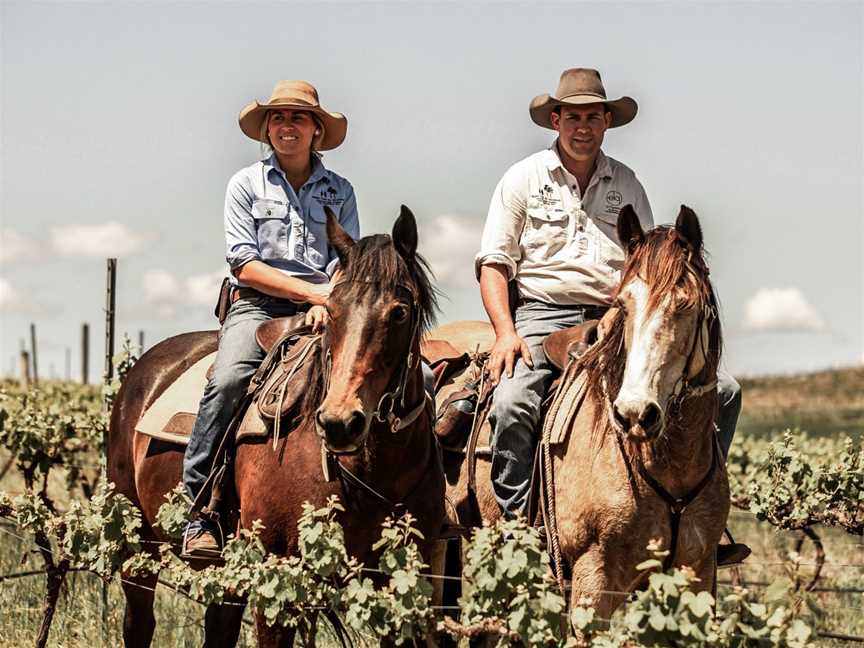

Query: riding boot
left=717, top=528, right=751, bottom=567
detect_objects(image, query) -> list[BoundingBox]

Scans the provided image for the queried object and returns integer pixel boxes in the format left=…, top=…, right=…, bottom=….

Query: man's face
left=550, top=103, right=612, bottom=164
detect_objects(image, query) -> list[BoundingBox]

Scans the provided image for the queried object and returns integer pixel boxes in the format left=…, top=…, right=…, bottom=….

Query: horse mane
left=578, top=225, right=723, bottom=420
left=338, top=233, right=439, bottom=334
left=298, top=232, right=439, bottom=421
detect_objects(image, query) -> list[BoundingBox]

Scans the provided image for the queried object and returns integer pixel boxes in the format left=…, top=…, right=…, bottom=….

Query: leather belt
left=230, top=287, right=311, bottom=313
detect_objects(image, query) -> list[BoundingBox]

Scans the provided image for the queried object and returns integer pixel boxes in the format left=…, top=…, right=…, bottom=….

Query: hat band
left=266, top=97, right=317, bottom=108
left=558, top=91, right=607, bottom=101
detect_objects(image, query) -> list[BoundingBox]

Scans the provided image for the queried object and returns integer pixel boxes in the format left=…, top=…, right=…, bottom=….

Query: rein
left=610, top=303, right=720, bottom=571
left=319, top=279, right=433, bottom=516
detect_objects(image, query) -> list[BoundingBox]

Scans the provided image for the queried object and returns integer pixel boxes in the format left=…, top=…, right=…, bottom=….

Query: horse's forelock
left=340, top=234, right=438, bottom=333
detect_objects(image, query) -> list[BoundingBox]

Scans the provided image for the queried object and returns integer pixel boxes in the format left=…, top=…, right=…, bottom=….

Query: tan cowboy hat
left=238, top=80, right=347, bottom=151
left=529, top=68, right=637, bottom=130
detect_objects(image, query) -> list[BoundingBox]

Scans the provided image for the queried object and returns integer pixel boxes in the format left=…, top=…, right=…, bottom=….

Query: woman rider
left=182, top=80, right=358, bottom=556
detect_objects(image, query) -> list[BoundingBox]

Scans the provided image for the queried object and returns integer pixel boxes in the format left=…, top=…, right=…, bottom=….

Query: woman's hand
left=306, top=283, right=332, bottom=306
left=305, top=305, right=329, bottom=333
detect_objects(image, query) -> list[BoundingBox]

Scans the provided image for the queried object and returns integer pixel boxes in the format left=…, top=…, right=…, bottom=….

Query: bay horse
left=108, top=206, right=445, bottom=647
left=438, top=205, right=729, bottom=625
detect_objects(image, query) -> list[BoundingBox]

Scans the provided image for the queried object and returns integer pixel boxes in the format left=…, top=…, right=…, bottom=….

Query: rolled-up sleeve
left=474, top=165, right=526, bottom=281
left=224, top=173, right=260, bottom=272
left=325, top=182, right=360, bottom=277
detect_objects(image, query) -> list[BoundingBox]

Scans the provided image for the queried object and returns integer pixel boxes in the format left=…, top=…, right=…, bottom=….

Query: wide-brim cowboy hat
left=529, top=68, right=637, bottom=130
left=239, top=80, right=347, bottom=151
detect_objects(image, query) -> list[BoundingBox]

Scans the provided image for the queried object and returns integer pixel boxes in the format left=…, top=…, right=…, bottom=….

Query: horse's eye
left=392, top=305, right=409, bottom=323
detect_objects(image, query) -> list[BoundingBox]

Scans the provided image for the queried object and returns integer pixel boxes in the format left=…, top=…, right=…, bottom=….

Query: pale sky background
left=1, top=1, right=862, bottom=380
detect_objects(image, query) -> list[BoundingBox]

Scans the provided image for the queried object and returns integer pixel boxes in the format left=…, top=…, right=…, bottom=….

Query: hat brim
left=238, top=100, right=347, bottom=151
left=529, top=93, right=637, bottom=130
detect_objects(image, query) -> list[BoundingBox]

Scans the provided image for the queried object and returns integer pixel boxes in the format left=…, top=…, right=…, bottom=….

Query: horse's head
left=605, top=204, right=720, bottom=442
left=315, top=205, right=436, bottom=454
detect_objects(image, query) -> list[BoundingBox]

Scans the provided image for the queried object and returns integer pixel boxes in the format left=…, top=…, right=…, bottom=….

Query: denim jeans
left=489, top=301, right=742, bottom=518
left=183, top=295, right=302, bottom=504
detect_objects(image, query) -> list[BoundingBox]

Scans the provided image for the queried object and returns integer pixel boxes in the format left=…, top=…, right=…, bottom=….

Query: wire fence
left=2, top=520, right=864, bottom=645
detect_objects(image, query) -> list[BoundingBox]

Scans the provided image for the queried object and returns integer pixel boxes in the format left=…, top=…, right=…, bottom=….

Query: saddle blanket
left=135, top=352, right=270, bottom=445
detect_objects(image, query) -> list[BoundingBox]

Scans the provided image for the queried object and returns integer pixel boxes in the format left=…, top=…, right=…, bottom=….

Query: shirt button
left=266, top=209, right=272, bottom=216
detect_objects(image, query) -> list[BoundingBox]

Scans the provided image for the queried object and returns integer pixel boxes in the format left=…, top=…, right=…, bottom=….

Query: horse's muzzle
left=611, top=398, right=664, bottom=440
left=315, top=407, right=369, bottom=453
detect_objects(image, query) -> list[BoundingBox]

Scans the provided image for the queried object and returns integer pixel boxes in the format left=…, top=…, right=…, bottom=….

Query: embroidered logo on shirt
left=313, top=186, right=344, bottom=207
left=537, top=184, right=561, bottom=207
left=606, top=190, right=623, bottom=207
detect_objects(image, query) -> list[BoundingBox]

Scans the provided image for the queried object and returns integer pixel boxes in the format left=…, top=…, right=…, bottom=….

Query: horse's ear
left=616, top=204, right=644, bottom=255
left=325, top=206, right=354, bottom=267
left=675, top=205, right=703, bottom=252
left=392, top=204, right=418, bottom=260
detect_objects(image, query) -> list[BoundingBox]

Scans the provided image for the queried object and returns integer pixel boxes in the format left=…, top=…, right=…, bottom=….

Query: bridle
left=318, top=279, right=434, bottom=515
left=609, top=290, right=721, bottom=573
left=321, top=280, right=429, bottom=437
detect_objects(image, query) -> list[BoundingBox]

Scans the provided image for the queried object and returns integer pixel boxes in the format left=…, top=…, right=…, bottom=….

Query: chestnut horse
left=108, top=207, right=445, bottom=647
left=439, top=205, right=729, bottom=625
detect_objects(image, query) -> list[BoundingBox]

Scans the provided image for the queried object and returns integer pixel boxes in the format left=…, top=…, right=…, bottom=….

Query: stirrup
left=181, top=521, right=224, bottom=559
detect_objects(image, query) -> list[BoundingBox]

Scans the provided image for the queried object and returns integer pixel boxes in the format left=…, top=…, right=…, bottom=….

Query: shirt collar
left=264, top=153, right=329, bottom=186
left=544, top=141, right=613, bottom=180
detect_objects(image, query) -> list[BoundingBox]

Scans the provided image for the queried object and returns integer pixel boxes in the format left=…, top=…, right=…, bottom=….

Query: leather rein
left=319, top=280, right=432, bottom=516
left=610, top=303, right=720, bottom=572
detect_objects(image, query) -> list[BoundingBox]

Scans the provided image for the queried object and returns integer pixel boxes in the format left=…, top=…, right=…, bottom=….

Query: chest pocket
left=522, top=199, right=570, bottom=258
left=304, top=206, right=330, bottom=269
left=252, top=199, right=289, bottom=261
left=593, top=211, right=626, bottom=269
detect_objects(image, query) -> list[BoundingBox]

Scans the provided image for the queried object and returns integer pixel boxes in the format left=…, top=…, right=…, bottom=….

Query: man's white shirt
left=476, top=144, right=653, bottom=306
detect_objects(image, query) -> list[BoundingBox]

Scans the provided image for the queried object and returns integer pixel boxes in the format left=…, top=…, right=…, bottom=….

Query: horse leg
left=203, top=599, right=246, bottom=648
left=255, top=616, right=296, bottom=648
left=568, top=549, right=626, bottom=633
left=120, top=570, right=158, bottom=648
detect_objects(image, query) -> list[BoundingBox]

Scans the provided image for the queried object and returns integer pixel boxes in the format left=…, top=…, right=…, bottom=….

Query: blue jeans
left=489, top=301, right=742, bottom=518
left=183, top=295, right=301, bottom=505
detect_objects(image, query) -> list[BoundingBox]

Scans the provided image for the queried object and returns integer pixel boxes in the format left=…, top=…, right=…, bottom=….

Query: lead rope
left=540, top=359, right=578, bottom=598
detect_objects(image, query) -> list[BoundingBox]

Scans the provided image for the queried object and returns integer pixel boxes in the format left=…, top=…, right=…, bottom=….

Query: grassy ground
left=738, top=366, right=864, bottom=439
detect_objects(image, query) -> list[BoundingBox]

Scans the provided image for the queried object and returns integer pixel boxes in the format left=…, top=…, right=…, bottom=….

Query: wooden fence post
left=102, top=258, right=117, bottom=641
left=104, top=259, right=117, bottom=385
left=81, top=323, right=90, bottom=384
left=30, top=323, right=38, bottom=385
left=19, top=350, right=30, bottom=388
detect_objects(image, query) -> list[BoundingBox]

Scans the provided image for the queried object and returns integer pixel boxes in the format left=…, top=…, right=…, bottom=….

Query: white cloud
left=186, top=270, right=227, bottom=305
left=143, top=269, right=226, bottom=318
left=0, top=277, right=23, bottom=310
left=417, top=214, right=483, bottom=288
left=51, top=222, right=148, bottom=258
left=0, top=229, right=37, bottom=264
left=743, top=287, right=826, bottom=332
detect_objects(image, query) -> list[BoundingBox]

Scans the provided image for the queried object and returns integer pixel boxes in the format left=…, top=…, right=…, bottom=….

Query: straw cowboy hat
left=529, top=68, right=637, bottom=130
left=238, top=80, right=347, bottom=151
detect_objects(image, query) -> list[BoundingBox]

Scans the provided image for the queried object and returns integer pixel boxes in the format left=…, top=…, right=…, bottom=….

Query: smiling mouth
left=279, top=135, right=299, bottom=142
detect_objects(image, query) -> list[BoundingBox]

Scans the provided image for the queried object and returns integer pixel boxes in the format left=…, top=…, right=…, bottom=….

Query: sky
left=1, top=1, right=862, bottom=381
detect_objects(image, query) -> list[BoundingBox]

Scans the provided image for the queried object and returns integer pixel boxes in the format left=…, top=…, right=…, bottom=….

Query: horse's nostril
left=639, top=402, right=662, bottom=435
left=613, top=404, right=630, bottom=431
left=346, top=411, right=365, bottom=439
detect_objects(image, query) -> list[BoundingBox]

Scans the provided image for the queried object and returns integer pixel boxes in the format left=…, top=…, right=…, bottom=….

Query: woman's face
left=267, top=109, right=317, bottom=158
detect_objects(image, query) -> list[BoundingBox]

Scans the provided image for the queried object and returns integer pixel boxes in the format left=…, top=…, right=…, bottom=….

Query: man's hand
left=487, top=331, right=534, bottom=386
left=305, top=305, right=329, bottom=333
